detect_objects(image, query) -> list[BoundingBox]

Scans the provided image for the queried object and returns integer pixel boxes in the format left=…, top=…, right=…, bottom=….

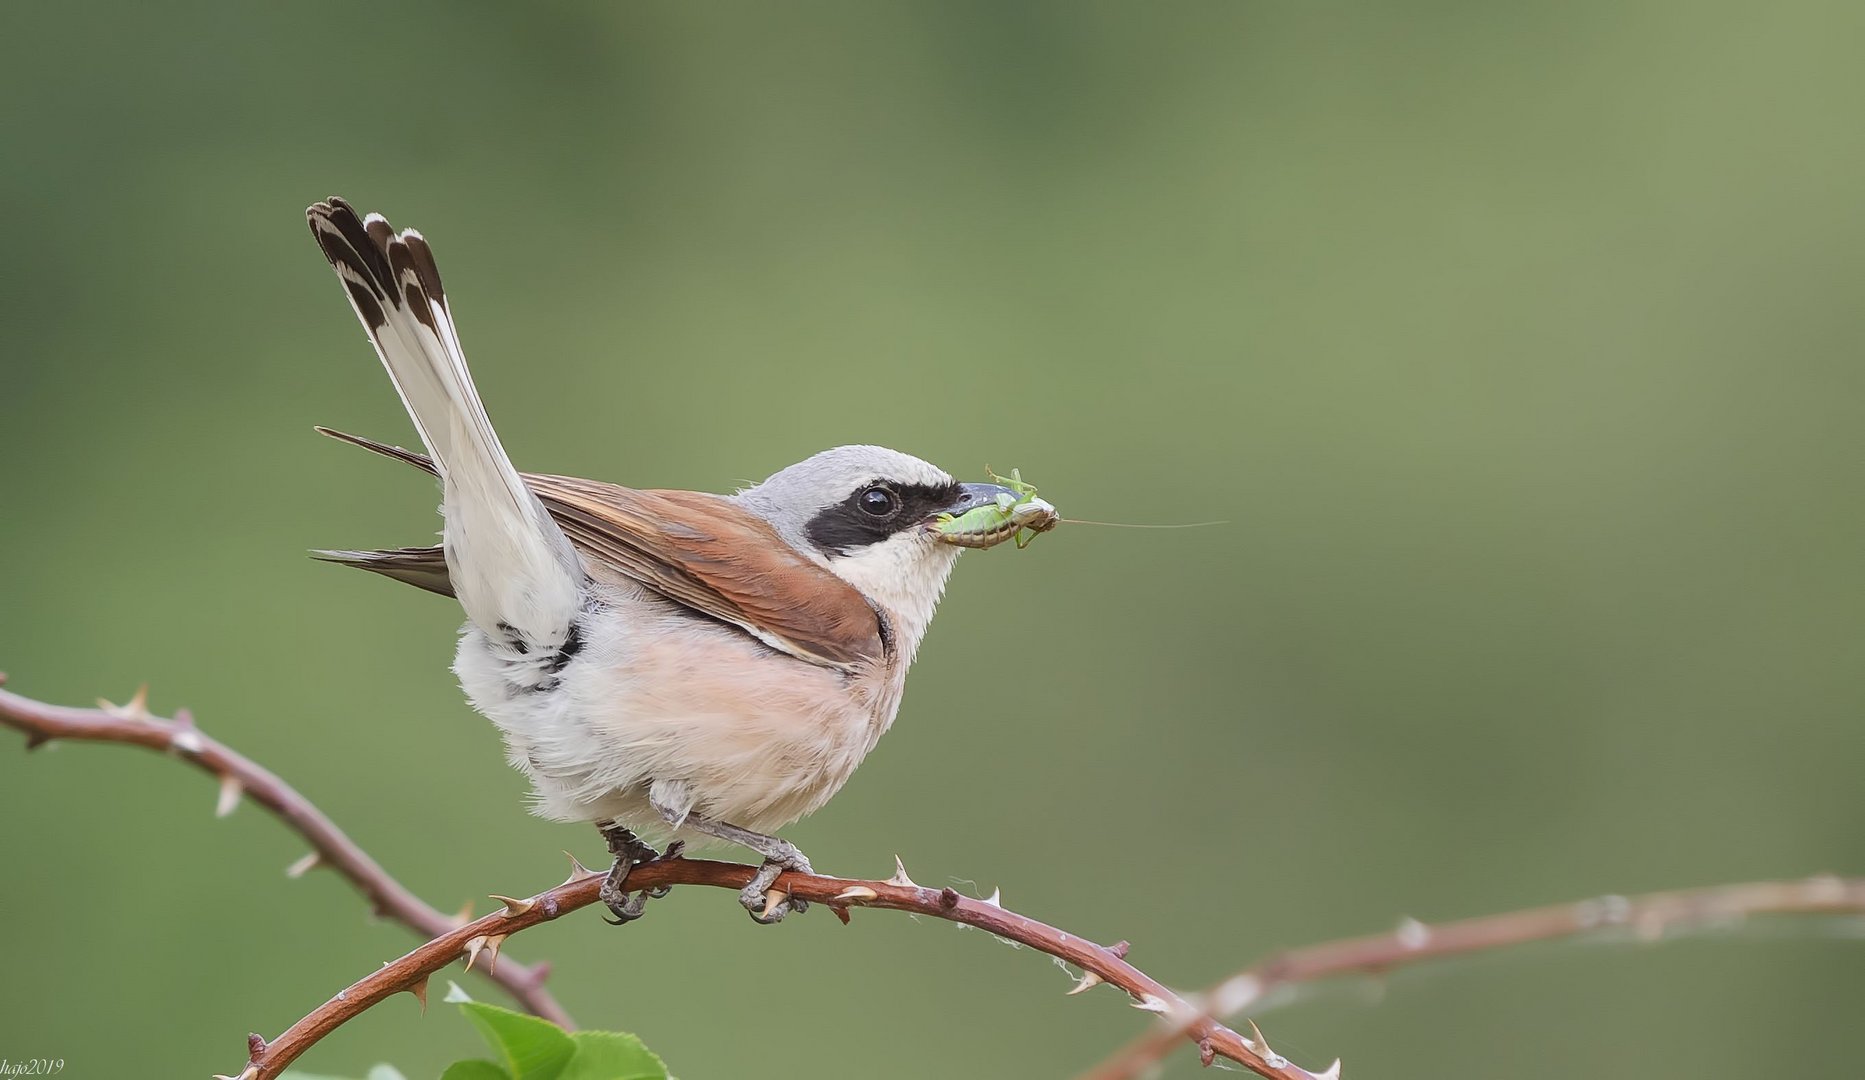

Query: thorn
left=1106, top=940, right=1131, bottom=959
left=938, top=887, right=961, bottom=909
left=758, top=889, right=789, bottom=920
left=982, top=886, right=1002, bottom=907
left=886, top=855, right=917, bottom=888
left=23, top=732, right=51, bottom=751
left=831, top=905, right=851, bottom=925
left=210, top=1069, right=258, bottom=1080
left=562, top=850, right=597, bottom=884
left=481, top=933, right=507, bottom=973
left=246, top=1033, right=267, bottom=1060
left=410, top=974, right=430, bottom=1013
left=464, top=935, right=488, bottom=972
left=1311, top=1060, right=1343, bottom=1080
left=99, top=684, right=151, bottom=721
left=1065, top=970, right=1104, bottom=996
left=285, top=852, right=321, bottom=879
left=1395, top=916, right=1430, bottom=950
left=453, top=900, right=475, bottom=928
left=1129, top=993, right=1171, bottom=1014
left=215, top=774, right=243, bottom=818
left=1248, top=1020, right=1289, bottom=1070
left=170, top=727, right=206, bottom=755
left=834, top=885, right=878, bottom=902
left=489, top=893, right=534, bottom=917
left=1199, top=1036, right=1216, bottom=1067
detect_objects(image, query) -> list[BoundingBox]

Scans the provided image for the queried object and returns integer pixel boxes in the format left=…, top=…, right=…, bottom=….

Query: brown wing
left=314, top=428, right=886, bottom=669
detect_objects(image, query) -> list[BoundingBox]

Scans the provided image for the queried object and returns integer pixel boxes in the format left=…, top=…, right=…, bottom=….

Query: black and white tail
left=307, top=198, right=583, bottom=647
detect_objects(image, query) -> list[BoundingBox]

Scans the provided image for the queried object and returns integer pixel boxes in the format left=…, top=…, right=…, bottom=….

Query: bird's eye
left=858, top=486, right=898, bottom=517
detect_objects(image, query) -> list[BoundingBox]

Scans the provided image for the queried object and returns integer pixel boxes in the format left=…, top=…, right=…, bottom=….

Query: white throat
left=826, top=532, right=963, bottom=665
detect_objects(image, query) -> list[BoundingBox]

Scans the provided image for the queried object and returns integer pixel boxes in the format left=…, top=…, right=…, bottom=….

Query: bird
left=303, top=197, right=1053, bottom=923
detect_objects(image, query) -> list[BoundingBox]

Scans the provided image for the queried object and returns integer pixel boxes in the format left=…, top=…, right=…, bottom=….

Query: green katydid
left=932, top=467, right=1060, bottom=550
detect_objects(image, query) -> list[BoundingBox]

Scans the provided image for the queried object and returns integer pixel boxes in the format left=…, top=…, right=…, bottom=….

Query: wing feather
left=314, top=429, right=885, bottom=669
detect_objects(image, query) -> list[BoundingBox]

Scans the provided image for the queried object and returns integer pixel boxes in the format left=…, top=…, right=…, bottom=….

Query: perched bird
left=304, top=198, right=1054, bottom=923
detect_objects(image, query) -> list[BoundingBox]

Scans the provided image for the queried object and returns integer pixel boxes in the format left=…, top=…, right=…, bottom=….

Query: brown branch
left=0, top=674, right=1338, bottom=1080
left=212, top=856, right=1338, bottom=1080
left=1078, top=874, right=1865, bottom=1080
left=0, top=674, right=571, bottom=1027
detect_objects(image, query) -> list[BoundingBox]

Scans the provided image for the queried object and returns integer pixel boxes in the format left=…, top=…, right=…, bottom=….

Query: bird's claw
left=597, top=829, right=684, bottom=925
left=740, top=849, right=813, bottom=924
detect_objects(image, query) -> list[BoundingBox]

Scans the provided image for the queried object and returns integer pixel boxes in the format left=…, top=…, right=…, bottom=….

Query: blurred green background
left=4, top=2, right=1863, bottom=1077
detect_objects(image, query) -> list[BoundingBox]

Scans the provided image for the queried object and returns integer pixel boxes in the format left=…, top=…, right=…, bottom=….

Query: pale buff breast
left=456, top=583, right=906, bottom=838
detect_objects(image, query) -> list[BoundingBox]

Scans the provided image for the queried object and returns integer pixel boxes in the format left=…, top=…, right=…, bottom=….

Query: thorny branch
left=0, top=675, right=1333, bottom=1080
left=1079, top=874, right=1865, bottom=1080
left=211, top=856, right=1337, bottom=1080
left=0, top=674, right=571, bottom=1027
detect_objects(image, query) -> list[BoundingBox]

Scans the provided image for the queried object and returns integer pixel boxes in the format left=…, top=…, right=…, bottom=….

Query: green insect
left=931, top=467, right=1060, bottom=550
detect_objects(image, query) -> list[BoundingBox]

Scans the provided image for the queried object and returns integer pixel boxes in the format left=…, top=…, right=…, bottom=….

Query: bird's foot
left=741, top=842, right=813, bottom=924
left=597, top=824, right=684, bottom=925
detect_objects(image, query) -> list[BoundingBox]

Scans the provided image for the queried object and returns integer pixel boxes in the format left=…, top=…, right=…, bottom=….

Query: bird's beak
left=925, top=482, right=1060, bottom=550
left=945, top=482, right=1019, bottom=517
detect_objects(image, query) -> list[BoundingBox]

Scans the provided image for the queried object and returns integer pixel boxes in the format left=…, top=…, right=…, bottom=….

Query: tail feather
left=307, top=198, right=583, bottom=641
left=312, top=545, right=455, bottom=598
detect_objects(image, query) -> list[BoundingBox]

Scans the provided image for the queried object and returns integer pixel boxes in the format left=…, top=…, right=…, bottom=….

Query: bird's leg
left=595, top=822, right=683, bottom=925
left=677, top=814, right=814, bottom=924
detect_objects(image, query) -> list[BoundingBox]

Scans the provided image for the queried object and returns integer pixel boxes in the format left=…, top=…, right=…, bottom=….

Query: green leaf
left=458, top=1001, right=576, bottom=1080
left=440, top=1061, right=513, bottom=1080
left=559, top=1031, right=670, bottom=1080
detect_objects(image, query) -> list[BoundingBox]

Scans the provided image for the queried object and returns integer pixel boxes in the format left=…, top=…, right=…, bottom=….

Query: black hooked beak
left=936, top=482, right=1019, bottom=518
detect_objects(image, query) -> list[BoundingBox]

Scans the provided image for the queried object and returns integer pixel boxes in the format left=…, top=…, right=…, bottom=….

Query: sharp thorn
left=214, top=774, right=243, bottom=818
left=982, top=886, right=1002, bottom=907
left=1313, top=1059, right=1343, bottom=1080
left=1129, top=993, right=1171, bottom=1014
left=562, top=850, right=597, bottom=883
left=99, top=684, right=152, bottom=721
left=831, top=904, right=852, bottom=925
left=489, top=893, right=534, bottom=916
left=23, top=732, right=50, bottom=751
left=886, top=855, right=917, bottom=888
left=210, top=1069, right=258, bottom=1080
left=410, top=974, right=430, bottom=1013
left=1248, top=1019, right=1290, bottom=1069
left=1065, top=970, right=1104, bottom=996
left=285, top=852, right=321, bottom=879
left=834, top=885, right=878, bottom=902
left=483, top=933, right=507, bottom=974
left=758, top=889, right=788, bottom=920
left=463, top=935, right=488, bottom=972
